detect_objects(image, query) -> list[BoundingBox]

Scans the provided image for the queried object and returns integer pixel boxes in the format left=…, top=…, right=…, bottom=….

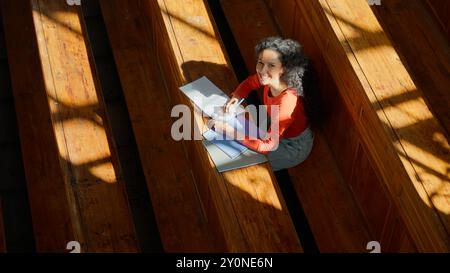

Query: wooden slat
left=1, top=0, right=138, bottom=252
left=0, top=12, right=35, bottom=252
left=282, top=0, right=412, bottom=252
left=426, top=0, right=450, bottom=37
left=290, top=132, right=372, bottom=252
left=220, top=0, right=279, bottom=73
left=371, top=0, right=450, bottom=139
left=143, top=0, right=302, bottom=252
left=292, top=0, right=450, bottom=252
left=98, top=0, right=216, bottom=252
left=222, top=0, right=372, bottom=252
left=270, top=0, right=296, bottom=38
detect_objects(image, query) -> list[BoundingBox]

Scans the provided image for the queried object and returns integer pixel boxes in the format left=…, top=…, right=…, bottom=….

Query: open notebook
left=179, top=76, right=267, bottom=172
left=203, top=129, right=248, bottom=159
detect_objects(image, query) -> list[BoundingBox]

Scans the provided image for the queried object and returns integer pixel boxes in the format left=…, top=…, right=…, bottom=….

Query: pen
left=230, top=98, right=245, bottom=113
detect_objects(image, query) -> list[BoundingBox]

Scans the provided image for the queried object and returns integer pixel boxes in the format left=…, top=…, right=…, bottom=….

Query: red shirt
left=231, top=74, right=309, bottom=154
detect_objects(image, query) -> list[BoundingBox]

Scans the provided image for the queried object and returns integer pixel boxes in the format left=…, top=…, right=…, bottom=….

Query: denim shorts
left=267, top=127, right=314, bottom=171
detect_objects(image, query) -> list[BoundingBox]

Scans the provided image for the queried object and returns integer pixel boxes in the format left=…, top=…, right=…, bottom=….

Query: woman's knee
left=268, top=142, right=313, bottom=171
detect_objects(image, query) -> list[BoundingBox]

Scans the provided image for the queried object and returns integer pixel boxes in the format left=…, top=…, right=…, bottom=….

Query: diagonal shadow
left=160, top=5, right=216, bottom=40
left=47, top=93, right=105, bottom=129
left=321, top=0, right=450, bottom=210
left=322, top=3, right=390, bottom=53
left=33, top=0, right=83, bottom=37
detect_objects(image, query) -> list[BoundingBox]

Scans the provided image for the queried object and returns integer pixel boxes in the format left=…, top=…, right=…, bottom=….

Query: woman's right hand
left=224, top=96, right=240, bottom=113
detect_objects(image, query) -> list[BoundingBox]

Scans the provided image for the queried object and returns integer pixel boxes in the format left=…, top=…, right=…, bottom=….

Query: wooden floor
left=220, top=0, right=372, bottom=252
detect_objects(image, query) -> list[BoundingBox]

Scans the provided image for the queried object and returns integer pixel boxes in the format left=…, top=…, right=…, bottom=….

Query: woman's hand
left=224, top=96, right=241, bottom=113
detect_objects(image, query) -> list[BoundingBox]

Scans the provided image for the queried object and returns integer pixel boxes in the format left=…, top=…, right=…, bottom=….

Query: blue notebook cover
left=203, top=129, right=248, bottom=159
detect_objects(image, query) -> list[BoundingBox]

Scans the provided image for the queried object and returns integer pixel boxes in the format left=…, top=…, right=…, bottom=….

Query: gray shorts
left=267, top=127, right=314, bottom=171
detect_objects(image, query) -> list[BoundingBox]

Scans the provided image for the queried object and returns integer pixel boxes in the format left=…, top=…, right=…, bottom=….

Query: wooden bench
left=141, top=0, right=302, bottom=252
left=0, top=14, right=36, bottom=252
left=221, top=0, right=372, bottom=252
left=425, top=0, right=450, bottom=38
left=1, top=0, right=138, bottom=252
left=371, top=0, right=450, bottom=139
left=269, top=0, right=450, bottom=252
left=98, top=0, right=217, bottom=252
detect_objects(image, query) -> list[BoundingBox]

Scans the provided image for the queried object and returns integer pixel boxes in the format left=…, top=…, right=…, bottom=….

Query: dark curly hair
left=255, top=36, right=323, bottom=128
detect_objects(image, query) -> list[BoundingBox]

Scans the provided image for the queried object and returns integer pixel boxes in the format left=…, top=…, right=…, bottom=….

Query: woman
left=213, top=36, right=316, bottom=171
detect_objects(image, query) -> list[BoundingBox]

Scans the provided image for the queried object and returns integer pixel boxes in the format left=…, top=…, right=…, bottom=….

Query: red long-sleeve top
left=231, top=74, right=309, bottom=154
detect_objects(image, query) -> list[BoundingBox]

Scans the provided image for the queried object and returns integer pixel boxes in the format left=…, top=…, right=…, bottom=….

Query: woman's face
left=256, top=49, right=284, bottom=86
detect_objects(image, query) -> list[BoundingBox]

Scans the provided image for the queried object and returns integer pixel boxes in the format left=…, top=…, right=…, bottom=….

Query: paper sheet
left=179, top=76, right=268, bottom=172
left=203, top=129, right=248, bottom=159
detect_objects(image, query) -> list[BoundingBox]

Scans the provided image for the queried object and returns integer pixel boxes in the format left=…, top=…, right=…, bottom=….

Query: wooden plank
left=349, top=141, right=391, bottom=240
left=0, top=17, right=34, bottom=252
left=1, top=0, right=76, bottom=252
left=220, top=0, right=279, bottom=73
left=323, top=0, right=450, bottom=250
left=293, top=0, right=450, bottom=251
left=270, top=0, right=296, bottom=38
left=380, top=201, right=417, bottom=252
left=426, top=0, right=450, bottom=37
left=289, top=132, right=372, bottom=252
left=143, top=0, right=302, bottom=252
left=371, top=0, right=450, bottom=138
left=99, top=0, right=216, bottom=252
left=1, top=0, right=138, bottom=252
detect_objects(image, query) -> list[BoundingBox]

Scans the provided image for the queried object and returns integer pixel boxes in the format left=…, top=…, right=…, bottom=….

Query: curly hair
left=255, top=37, right=308, bottom=96
left=255, top=37, right=323, bottom=128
